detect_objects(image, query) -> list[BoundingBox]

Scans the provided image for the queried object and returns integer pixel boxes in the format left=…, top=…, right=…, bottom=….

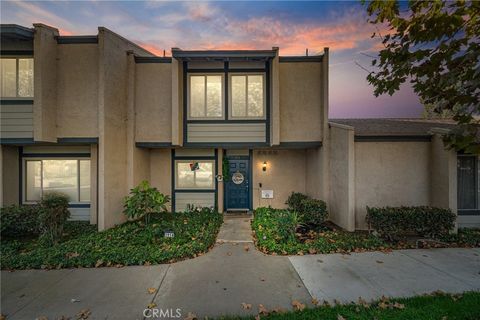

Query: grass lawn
left=252, top=208, right=480, bottom=255
left=1, top=210, right=222, bottom=270
left=221, top=291, right=480, bottom=320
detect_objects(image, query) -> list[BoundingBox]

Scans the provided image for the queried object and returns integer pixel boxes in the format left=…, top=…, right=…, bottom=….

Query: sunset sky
left=1, top=0, right=424, bottom=118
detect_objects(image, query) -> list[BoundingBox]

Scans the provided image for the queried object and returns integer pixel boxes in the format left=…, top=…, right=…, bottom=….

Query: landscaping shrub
left=38, top=192, right=70, bottom=245
left=285, top=192, right=309, bottom=212
left=366, top=206, right=456, bottom=240
left=0, top=204, right=40, bottom=238
left=124, top=180, right=170, bottom=224
left=286, top=192, right=328, bottom=226
left=300, top=198, right=328, bottom=226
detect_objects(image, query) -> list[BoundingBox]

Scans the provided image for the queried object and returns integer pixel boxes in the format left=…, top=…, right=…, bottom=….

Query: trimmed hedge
left=286, top=192, right=328, bottom=226
left=0, top=204, right=40, bottom=238
left=366, top=206, right=456, bottom=240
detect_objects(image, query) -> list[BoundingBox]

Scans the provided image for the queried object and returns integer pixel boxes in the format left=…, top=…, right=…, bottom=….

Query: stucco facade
left=1, top=23, right=477, bottom=231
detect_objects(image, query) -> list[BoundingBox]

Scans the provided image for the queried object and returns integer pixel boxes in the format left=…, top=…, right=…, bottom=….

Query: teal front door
left=225, top=156, right=251, bottom=210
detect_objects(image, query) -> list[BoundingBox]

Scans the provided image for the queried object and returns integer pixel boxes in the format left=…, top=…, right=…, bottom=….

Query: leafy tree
left=123, top=181, right=170, bottom=224
left=364, top=0, right=480, bottom=153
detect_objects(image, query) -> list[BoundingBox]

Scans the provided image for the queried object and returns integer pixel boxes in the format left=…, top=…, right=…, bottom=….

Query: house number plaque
left=232, top=171, right=244, bottom=185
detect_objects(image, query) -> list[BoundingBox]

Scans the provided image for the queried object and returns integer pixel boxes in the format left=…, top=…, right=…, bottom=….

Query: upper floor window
left=230, top=74, right=265, bottom=119
left=188, top=74, right=223, bottom=119
left=0, top=57, right=34, bottom=98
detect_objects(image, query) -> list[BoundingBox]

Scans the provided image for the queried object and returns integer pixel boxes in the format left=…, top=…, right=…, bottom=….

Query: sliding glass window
left=24, top=159, right=91, bottom=203
left=188, top=74, right=223, bottom=119
left=229, top=74, right=265, bottom=119
left=0, top=57, right=34, bottom=98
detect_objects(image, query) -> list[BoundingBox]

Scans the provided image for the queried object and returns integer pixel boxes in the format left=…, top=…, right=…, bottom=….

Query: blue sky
left=0, top=0, right=424, bottom=118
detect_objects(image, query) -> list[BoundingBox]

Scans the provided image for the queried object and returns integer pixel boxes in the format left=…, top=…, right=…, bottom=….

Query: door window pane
left=232, top=76, right=246, bottom=117
left=26, top=160, right=42, bottom=201
left=176, top=161, right=214, bottom=189
left=458, top=156, right=476, bottom=209
left=42, top=160, right=78, bottom=201
left=247, top=75, right=264, bottom=117
left=1, top=59, right=16, bottom=97
left=190, top=76, right=205, bottom=118
left=79, top=160, right=91, bottom=202
left=18, top=58, right=34, bottom=97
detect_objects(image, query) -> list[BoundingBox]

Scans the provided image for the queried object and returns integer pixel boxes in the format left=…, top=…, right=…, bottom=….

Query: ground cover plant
left=1, top=208, right=222, bottom=270
left=219, top=291, right=480, bottom=320
left=253, top=204, right=479, bottom=255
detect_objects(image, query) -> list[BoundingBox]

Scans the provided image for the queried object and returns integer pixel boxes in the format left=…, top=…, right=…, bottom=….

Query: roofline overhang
left=0, top=24, right=34, bottom=41
left=172, top=48, right=277, bottom=61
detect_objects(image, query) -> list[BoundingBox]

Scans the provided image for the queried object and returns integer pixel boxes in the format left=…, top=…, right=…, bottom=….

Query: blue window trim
left=171, top=149, right=218, bottom=212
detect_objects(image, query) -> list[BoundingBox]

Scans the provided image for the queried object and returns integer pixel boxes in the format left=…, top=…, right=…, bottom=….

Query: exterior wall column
left=271, top=47, right=280, bottom=146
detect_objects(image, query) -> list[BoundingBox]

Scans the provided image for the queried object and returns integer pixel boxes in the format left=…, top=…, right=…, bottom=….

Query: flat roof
left=172, top=49, right=277, bottom=61
left=330, top=118, right=458, bottom=136
left=0, top=24, right=34, bottom=40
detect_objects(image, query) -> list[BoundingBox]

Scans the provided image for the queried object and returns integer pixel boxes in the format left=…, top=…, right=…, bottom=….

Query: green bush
left=300, top=198, right=328, bottom=225
left=285, top=192, right=309, bottom=212
left=38, top=192, right=70, bottom=245
left=123, top=180, right=170, bottom=224
left=286, top=192, right=328, bottom=226
left=366, top=206, right=456, bottom=240
left=0, top=204, right=40, bottom=238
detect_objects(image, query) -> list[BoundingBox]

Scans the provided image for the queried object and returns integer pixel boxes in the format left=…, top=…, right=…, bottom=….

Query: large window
left=175, top=160, right=215, bottom=189
left=230, top=74, right=265, bottom=119
left=188, top=75, right=223, bottom=119
left=458, top=155, right=480, bottom=215
left=1, top=57, right=34, bottom=98
left=24, top=159, right=91, bottom=203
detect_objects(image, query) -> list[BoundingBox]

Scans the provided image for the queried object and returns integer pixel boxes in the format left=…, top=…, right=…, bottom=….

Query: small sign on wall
left=261, top=190, right=274, bottom=199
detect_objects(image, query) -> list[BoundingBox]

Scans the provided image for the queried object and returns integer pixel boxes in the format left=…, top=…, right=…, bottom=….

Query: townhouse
left=1, top=24, right=478, bottom=231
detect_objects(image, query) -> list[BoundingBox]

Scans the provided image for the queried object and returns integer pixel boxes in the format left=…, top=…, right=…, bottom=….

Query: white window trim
left=228, top=73, right=266, bottom=120
left=22, top=157, right=91, bottom=205
left=174, top=159, right=216, bottom=190
left=187, top=73, right=225, bottom=120
left=0, top=56, right=34, bottom=99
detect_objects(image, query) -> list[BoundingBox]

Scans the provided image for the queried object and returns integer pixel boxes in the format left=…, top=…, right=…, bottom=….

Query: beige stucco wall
left=150, top=149, right=172, bottom=211
left=0, top=146, right=19, bottom=206
left=135, top=63, right=172, bottom=142
left=56, top=44, right=99, bottom=137
left=354, top=141, right=431, bottom=230
left=33, top=24, right=58, bottom=142
left=279, top=62, right=323, bottom=142
left=252, top=149, right=306, bottom=209
left=328, top=124, right=355, bottom=231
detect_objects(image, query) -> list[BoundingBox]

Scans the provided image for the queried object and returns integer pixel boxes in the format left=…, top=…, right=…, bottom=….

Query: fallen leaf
left=147, top=288, right=156, bottom=294
left=184, top=312, right=197, bottom=320
left=337, top=315, right=346, bottom=320
left=378, top=301, right=388, bottom=309
left=260, top=278, right=265, bottom=282
left=376, top=260, right=384, bottom=264
left=144, top=261, right=151, bottom=266
left=95, top=260, right=103, bottom=268
left=317, top=259, right=323, bottom=263
left=66, top=252, right=80, bottom=259
left=71, top=298, right=80, bottom=303
left=292, top=300, right=306, bottom=311
left=311, top=298, right=319, bottom=305
left=244, top=245, right=250, bottom=252
left=254, top=316, right=260, bottom=320
left=241, top=302, right=252, bottom=310
left=392, top=302, right=405, bottom=309
left=258, top=304, right=269, bottom=315
left=308, top=248, right=317, bottom=254
left=76, top=309, right=91, bottom=319
left=35, top=317, right=48, bottom=320
left=147, top=303, right=157, bottom=309
left=227, top=252, right=232, bottom=256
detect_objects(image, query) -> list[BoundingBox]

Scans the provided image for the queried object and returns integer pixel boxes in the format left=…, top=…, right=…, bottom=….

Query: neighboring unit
left=1, top=24, right=478, bottom=230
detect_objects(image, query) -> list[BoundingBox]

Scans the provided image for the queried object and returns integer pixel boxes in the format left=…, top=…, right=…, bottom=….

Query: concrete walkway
left=1, top=216, right=479, bottom=319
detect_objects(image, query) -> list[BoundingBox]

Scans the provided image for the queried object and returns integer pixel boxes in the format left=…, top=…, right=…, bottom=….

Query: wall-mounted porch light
left=262, top=161, right=267, bottom=172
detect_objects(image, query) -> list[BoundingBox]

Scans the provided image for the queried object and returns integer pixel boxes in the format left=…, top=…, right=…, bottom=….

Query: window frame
left=187, top=73, right=225, bottom=120
left=174, top=159, right=216, bottom=190
left=457, top=154, right=480, bottom=215
left=22, top=157, right=91, bottom=205
left=0, top=56, right=34, bottom=99
left=228, top=73, right=266, bottom=120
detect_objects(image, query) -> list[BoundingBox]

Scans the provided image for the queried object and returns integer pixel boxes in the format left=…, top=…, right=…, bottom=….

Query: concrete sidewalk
left=1, top=216, right=479, bottom=319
